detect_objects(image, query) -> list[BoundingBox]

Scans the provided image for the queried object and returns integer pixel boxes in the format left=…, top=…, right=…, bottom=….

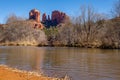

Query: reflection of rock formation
left=42, top=10, right=69, bottom=28
left=29, top=9, right=44, bottom=29
left=0, top=47, right=45, bottom=72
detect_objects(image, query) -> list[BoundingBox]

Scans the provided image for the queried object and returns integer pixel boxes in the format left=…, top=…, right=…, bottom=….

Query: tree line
left=0, top=0, right=120, bottom=48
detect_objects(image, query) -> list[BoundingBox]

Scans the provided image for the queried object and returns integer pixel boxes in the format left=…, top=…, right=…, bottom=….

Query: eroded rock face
left=48, top=15, right=51, bottom=21
left=29, top=9, right=40, bottom=22
left=42, top=13, right=47, bottom=23
left=0, top=24, right=2, bottom=27
left=52, top=10, right=67, bottom=24
left=28, top=20, right=44, bottom=29
left=29, top=9, right=44, bottom=29
left=42, top=10, right=69, bottom=28
left=0, top=24, right=4, bottom=30
left=29, top=9, right=69, bottom=28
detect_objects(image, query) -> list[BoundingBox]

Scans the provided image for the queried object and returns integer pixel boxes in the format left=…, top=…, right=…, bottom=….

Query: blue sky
left=0, top=0, right=115, bottom=23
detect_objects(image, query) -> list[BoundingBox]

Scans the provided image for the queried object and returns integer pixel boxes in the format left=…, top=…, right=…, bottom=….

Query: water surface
left=0, top=46, right=120, bottom=80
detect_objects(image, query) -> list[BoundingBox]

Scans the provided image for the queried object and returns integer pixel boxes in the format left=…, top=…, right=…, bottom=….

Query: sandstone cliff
left=29, top=9, right=44, bottom=29
left=42, top=10, right=69, bottom=28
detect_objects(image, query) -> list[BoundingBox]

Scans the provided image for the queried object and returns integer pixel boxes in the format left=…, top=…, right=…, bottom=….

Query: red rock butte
left=42, top=13, right=47, bottom=23
left=51, top=10, right=68, bottom=23
left=29, top=9, right=69, bottom=28
left=29, top=9, right=44, bottom=29
left=42, top=10, right=70, bottom=28
left=29, top=9, right=40, bottom=22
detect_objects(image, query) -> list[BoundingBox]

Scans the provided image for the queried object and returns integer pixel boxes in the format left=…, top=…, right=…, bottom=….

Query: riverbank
left=0, top=65, right=67, bottom=80
left=0, top=42, right=120, bottom=49
left=0, top=20, right=120, bottom=49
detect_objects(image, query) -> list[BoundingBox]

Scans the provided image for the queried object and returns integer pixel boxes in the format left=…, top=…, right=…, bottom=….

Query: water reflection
left=0, top=46, right=45, bottom=71
left=0, top=46, right=120, bottom=80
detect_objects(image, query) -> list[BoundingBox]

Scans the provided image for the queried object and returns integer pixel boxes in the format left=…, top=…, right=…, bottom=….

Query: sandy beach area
left=0, top=65, right=67, bottom=80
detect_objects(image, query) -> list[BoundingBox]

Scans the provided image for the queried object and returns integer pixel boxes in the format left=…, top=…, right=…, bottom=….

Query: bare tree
left=75, top=6, right=106, bottom=47
left=111, top=0, right=120, bottom=18
left=52, top=6, right=106, bottom=47
left=6, top=14, right=26, bottom=24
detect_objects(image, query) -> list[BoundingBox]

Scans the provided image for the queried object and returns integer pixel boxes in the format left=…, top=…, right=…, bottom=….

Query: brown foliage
left=6, top=14, right=26, bottom=24
left=0, top=21, right=47, bottom=46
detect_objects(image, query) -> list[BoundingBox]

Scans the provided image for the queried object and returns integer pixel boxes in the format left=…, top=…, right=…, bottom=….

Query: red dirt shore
left=0, top=65, right=64, bottom=80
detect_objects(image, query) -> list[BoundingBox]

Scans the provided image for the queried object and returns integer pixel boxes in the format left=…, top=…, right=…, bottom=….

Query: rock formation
left=28, top=20, right=44, bottom=29
left=29, top=9, right=69, bottom=28
left=48, top=15, right=51, bottom=21
left=42, top=10, right=69, bottom=28
left=29, top=9, right=40, bottom=22
left=0, top=24, right=2, bottom=27
left=0, top=24, right=4, bottom=30
left=29, top=9, right=44, bottom=29
left=52, top=10, right=67, bottom=24
left=42, top=13, right=47, bottom=23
